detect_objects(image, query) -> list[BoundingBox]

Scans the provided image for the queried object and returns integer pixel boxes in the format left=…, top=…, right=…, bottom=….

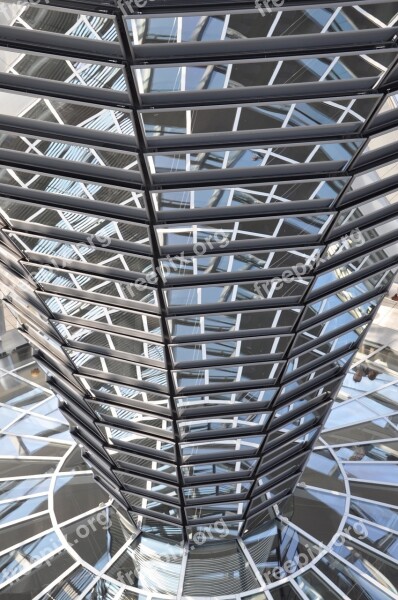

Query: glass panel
left=45, top=296, right=161, bottom=338
left=0, top=497, right=48, bottom=527
left=183, top=480, right=252, bottom=500
left=106, top=448, right=177, bottom=480
left=326, top=221, right=398, bottom=265
left=301, top=449, right=345, bottom=492
left=376, top=93, right=398, bottom=115
left=325, top=397, right=389, bottom=430
left=5, top=414, right=70, bottom=441
left=350, top=497, right=398, bottom=531
left=182, top=540, right=258, bottom=596
left=344, top=462, right=398, bottom=484
left=335, top=440, right=398, bottom=462
left=317, top=552, right=395, bottom=600
left=1, top=202, right=146, bottom=245
left=11, top=4, right=117, bottom=39
left=123, top=491, right=182, bottom=521
left=266, top=403, right=331, bottom=446
left=0, top=476, right=51, bottom=501
left=176, top=388, right=276, bottom=416
left=79, top=377, right=170, bottom=414
left=245, top=520, right=323, bottom=583
left=168, top=308, right=300, bottom=339
left=350, top=481, right=398, bottom=505
left=178, top=413, right=270, bottom=438
left=43, top=566, right=96, bottom=599
left=0, top=531, right=61, bottom=585
left=313, top=243, right=398, bottom=292
left=293, top=298, right=380, bottom=350
left=88, top=401, right=173, bottom=435
left=52, top=473, right=108, bottom=523
left=181, top=458, right=257, bottom=480
left=173, top=361, right=283, bottom=389
left=149, top=143, right=359, bottom=173
left=27, top=265, right=158, bottom=307
left=185, top=501, right=248, bottom=522
left=0, top=168, right=145, bottom=208
left=351, top=158, right=398, bottom=191
left=164, top=279, right=310, bottom=309
left=323, top=417, right=398, bottom=445
left=0, top=372, right=50, bottom=408
left=336, top=192, right=398, bottom=228
left=286, top=327, right=366, bottom=374
left=256, top=453, right=307, bottom=491
left=171, top=336, right=290, bottom=364
left=65, top=350, right=168, bottom=391
left=280, top=352, right=355, bottom=398
left=0, top=513, right=52, bottom=554
left=157, top=214, right=332, bottom=248
left=106, top=536, right=182, bottom=596
left=153, top=180, right=346, bottom=212
left=259, top=428, right=320, bottom=471
left=271, top=585, right=303, bottom=600
left=160, top=248, right=321, bottom=282
left=297, top=570, right=344, bottom=599
left=116, top=472, right=179, bottom=500
left=136, top=52, right=394, bottom=93
left=98, top=424, right=175, bottom=457
left=187, top=520, right=243, bottom=542
left=0, top=549, right=75, bottom=599
left=9, top=233, right=153, bottom=276
left=130, top=7, right=397, bottom=44
left=142, top=98, right=375, bottom=136
left=0, top=91, right=132, bottom=133
left=254, top=472, right=307, bottom=507
left=0, top=131, right=138, bottom=171
left=0, top=405, right=24, bottom=429
left=291, top=487, right=346, bottom=542
left=303, top=269, right=396, bottom=322
left=274, top=387, right=338, bottom=422
left=181, top=436, right=264, bottom=459
left=55, top=323, right=165, bottom=365
left=345, top=516, right=398, bottom=559
left=0, top=47, right=125, bottom=89
left=333, top=537, right=397, bottom=592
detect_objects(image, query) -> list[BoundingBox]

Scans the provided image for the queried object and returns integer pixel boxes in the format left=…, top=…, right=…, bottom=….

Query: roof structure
left=0, top=1, right=396, bottom=595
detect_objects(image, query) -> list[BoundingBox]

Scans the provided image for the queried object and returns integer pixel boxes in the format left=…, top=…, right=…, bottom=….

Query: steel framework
left=0, top=0, right=397, bottom=548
